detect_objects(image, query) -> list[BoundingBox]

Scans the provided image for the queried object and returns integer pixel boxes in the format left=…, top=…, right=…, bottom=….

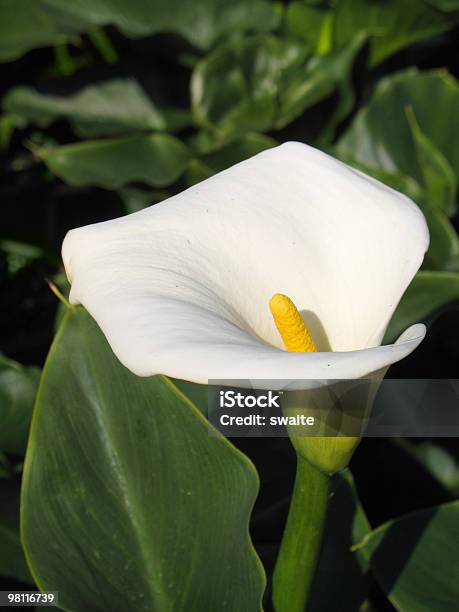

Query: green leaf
left=311, top=33, right=366, bottom=143
left=309, top=469, right=370, bottom=611
left=161, top=108, right=194, bottom=133
left=171, top=379, right=209, bottom=415
left=41, top=0, right=280, bottom=50
left=0, top=240, right=47, bottom=275
left=192, top=34, right=361, bottom=140
left=0, top=0, right=280, bottom=61
left=421, top=206, right=459, bottom=271
left=3, top=80, right=169, bottom=137
left=406, top=107, right=457, bottom=217
left=275, top=37, right=362, bottom=133
left=385, top=271, right=459, bottom=342
left=333, top=0, right=454, bottom=67
left=354, top=501, right=459, bottom=611
left=0, top=355, right=40, bottom=456
left=185, top=159, right=213, bottom=187
left=283, top=2, right=330, bottom=52
left=40, top=134, right=191, bottom=189
left=21, top=308, right=265, bottom=611
left=284, top=0, right=455, bottom=67
left=0, top=0, right=84, bottom=62
left=0, top=479, right=33, bottom=583
left=192, top=35, right=312, bottom=139
left=337, top=70, right=459, bottom=273
left=337, top=69, right=459, bottom=182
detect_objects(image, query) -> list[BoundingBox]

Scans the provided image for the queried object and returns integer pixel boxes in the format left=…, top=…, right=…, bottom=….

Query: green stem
left=272, top=454, right=330, bottom=612
left=88, top=27, right=118, bottom=64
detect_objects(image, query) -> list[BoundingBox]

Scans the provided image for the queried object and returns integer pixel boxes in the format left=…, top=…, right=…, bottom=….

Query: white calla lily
left=62, top=142, right=429, bottom=387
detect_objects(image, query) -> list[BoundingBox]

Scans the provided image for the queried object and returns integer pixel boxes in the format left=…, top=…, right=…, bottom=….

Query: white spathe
left=62, top=142, right=429, bottom=385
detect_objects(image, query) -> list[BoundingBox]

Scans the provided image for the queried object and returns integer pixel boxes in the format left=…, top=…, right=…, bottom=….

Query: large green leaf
left=385, top=271, right=459, bottom=342
left=337, top=70, right=459, bottom=272
left=0, top=0, right=279, bottom=61
left=41, top=0, right=280, bottom=50
left=3, top=80, right=169, bottom=137
left=283, top=2, right=331, bottom=52
left=333, top=0, right=454, bottom=66
left=192, top=33, right=361, bottom=141
left=284, top=0, right=454, bottom=67
left=192, top=35, right=313, bottom=139
left=21, top=308, right=265, bottom=611
left=40, top=134, right=191, bottom=189
left=354, top=501, right=459, bottom=611
left=421, top=206, right=459, bottom=271
left=337, top=69, right=459, bottom=181
left=0, top=355, right=40, bottom=456
left=2, top=0, right=453, bottom=65
left=406, top=107, right=457, bottom=217
left=0, top=479, right=33, bottom=583
left=311, top=33, right=366, bottom=143
left=0, top=0, right=84, bottom=62
left=171, top=379, right=209, bottom=415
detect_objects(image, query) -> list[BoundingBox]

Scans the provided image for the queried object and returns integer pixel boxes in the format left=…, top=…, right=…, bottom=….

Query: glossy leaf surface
left=41, top=134, right=190, bottom=189
left=21, top=308, right=265, bottom=611
left=355, top=501, right=459, bottom=611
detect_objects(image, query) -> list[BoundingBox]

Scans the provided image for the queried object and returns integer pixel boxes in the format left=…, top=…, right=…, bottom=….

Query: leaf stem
left=272, top=454, right=330, bottom=612
left=88, top=27, right=118, bottom=65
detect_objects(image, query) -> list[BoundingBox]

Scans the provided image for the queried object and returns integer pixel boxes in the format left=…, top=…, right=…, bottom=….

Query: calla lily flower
left=62, top=142, right=429, bottom=388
